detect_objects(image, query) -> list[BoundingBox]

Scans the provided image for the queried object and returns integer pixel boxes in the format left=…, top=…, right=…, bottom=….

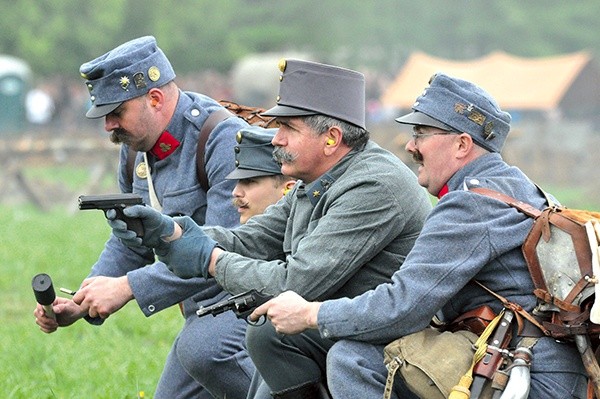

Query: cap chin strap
left=143, top=152, right=162, bottom=211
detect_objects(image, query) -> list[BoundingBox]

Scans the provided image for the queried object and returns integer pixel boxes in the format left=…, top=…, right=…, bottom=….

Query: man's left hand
left=157, top=216, right=219, bottom=279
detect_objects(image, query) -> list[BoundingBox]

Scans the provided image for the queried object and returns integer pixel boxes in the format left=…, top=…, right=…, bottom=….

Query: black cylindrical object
left=32, top=273, right=56, bottom=319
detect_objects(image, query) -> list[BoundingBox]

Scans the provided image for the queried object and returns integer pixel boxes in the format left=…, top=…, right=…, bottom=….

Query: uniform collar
left=301, top=147, right=360, bottom=207
left=150, top=130, right=180, bottom=160
left=437, top=184, right=449, bottom=199
left=303, top=173, right=336, bottom=206
left=443, top=153, right=504, bottom=194
left=148, top=90, right=193, bottom=160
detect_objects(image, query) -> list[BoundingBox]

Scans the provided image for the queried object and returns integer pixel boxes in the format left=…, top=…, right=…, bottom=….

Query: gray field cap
left=226, top=127, right=282, bottom=180
left=396, top=73, right=511, bottom=153
left=262, top=59, right=366, bottom=129
left=80, top=36, right=176, bottom=118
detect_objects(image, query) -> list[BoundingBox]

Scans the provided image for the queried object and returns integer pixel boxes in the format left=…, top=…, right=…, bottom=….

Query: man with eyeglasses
left=250, top=73, right=588, bottom=398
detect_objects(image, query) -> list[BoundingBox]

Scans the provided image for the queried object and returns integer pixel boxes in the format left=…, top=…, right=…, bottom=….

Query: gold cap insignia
left=467, top=109, right=486, bottom=126
left=119, top=76, right=130, bottom=91
left=148, top=66, right=160, bottom=82
left=454, top=103, right=467, bottom=114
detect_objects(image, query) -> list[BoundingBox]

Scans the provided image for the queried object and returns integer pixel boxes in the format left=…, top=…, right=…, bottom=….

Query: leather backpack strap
left=469, top=187, right=542, bottom=219
left=196, top=108, right=234, bottom=192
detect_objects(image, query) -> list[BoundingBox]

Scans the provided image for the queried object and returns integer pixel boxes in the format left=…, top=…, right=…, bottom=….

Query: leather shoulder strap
left=196, top=108, right=234, bottom=192
left=470, top=187, right=542, bottom=219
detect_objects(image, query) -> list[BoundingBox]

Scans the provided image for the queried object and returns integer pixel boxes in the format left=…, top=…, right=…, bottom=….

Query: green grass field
left=0, top=204, right=182, bottom=398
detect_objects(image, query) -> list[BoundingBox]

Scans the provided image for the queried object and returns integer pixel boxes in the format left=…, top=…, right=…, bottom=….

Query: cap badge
left=119, top=76, right=130, bottom=91
left=133, top=72, right=147, bottom=89
left=159, top=142, right=172, bottom=153
left=136, top=162, right=148, bottom=179
left=454, top=103, right=467, bottom=114
left=148, top=66, right=160, bottom=82
left=455, top=102, right=486, bottom=126
left=467, top=108, right=486, bottom=126
left=483, top=122, right=495, bottom=141
left=278, top=58, right=287, bottom=72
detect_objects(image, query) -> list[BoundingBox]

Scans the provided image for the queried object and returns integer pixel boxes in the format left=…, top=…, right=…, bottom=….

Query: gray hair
left=303, top=115, right=369, bottom=150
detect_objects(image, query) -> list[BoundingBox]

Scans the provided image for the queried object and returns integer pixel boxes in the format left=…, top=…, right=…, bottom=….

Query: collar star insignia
left=159, top=142, right=172, bottom=152
left=312, top=190, right=321, bottom=198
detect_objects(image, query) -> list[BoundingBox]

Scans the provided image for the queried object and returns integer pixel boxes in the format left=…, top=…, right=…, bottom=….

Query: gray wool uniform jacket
left=317, top=152, right=586, bottom=377
left=203, top=140, right=433, bottom=301
left=87, top=91, right=248, bottom=320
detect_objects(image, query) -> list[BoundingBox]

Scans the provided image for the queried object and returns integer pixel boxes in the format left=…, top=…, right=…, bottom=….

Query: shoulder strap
left=469, top=187, right=542, bottom=219
left=196, top=108, right=234, bottom=192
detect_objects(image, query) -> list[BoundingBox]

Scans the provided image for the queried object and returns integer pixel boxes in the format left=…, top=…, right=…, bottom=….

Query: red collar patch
left=437, top=184, right=449, bottom=199
left=150, top=131, right=180, bottom=160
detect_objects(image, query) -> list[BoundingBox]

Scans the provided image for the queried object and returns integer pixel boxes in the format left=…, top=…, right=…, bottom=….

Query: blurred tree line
left=2, top=0, right=600, bottom=76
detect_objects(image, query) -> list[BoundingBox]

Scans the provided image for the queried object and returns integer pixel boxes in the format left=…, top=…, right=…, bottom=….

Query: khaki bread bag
left=383, top=328, right=480, bottom=399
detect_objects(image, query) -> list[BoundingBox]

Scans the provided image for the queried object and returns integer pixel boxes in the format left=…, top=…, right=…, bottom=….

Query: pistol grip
left=112, top=208, right=145, bottom=237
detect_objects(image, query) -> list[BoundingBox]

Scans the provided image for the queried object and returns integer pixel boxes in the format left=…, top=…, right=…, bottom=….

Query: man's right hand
left=73, top=276, right=134, bottom=319
left=34, top=297, right=85, bottom=333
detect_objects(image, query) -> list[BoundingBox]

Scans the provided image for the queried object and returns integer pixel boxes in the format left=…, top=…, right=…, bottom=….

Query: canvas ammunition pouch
left=383, top=328, right=483, bottom=399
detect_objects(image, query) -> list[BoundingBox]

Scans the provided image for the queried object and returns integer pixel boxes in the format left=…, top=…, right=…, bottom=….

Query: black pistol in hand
left=197, top=289, right=273, bottom=325
left=78, top=193, right=145, bottom=237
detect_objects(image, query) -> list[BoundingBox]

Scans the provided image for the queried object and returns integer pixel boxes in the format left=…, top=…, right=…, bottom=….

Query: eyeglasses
left=411, top=130, right=459, bottom=142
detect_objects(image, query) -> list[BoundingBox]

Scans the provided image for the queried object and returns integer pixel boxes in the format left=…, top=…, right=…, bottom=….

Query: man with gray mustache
left=108, top=58, right=432, bottom=398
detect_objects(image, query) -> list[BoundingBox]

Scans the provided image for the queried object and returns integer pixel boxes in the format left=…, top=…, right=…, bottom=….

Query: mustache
left=109, top=129, right=130, bottom=145
left=412, top=150, right=424, bottom=163
left=273, top=146, right=297, bottom=164
left=232, top=198, right=248, bottom=208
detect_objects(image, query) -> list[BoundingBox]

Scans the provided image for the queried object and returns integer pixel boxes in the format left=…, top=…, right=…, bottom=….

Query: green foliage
left=0, top=205, right=181, bottom=397
left=2, top=0, right=600, bottom=77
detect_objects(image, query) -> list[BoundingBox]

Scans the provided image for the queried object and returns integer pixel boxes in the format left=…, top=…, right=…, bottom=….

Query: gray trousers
left=245, top=320, right=334, bottom=397
left=154, top=298, right=254, bottom=398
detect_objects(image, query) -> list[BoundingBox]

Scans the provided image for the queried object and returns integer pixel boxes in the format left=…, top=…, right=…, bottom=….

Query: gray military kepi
left=225, top=126, right=282, bottom=180
left=79, top=35, right=176, bottom=118
left=395, top=73, right=512, bottom=153
left=262, top=59, right=366, bottom=129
